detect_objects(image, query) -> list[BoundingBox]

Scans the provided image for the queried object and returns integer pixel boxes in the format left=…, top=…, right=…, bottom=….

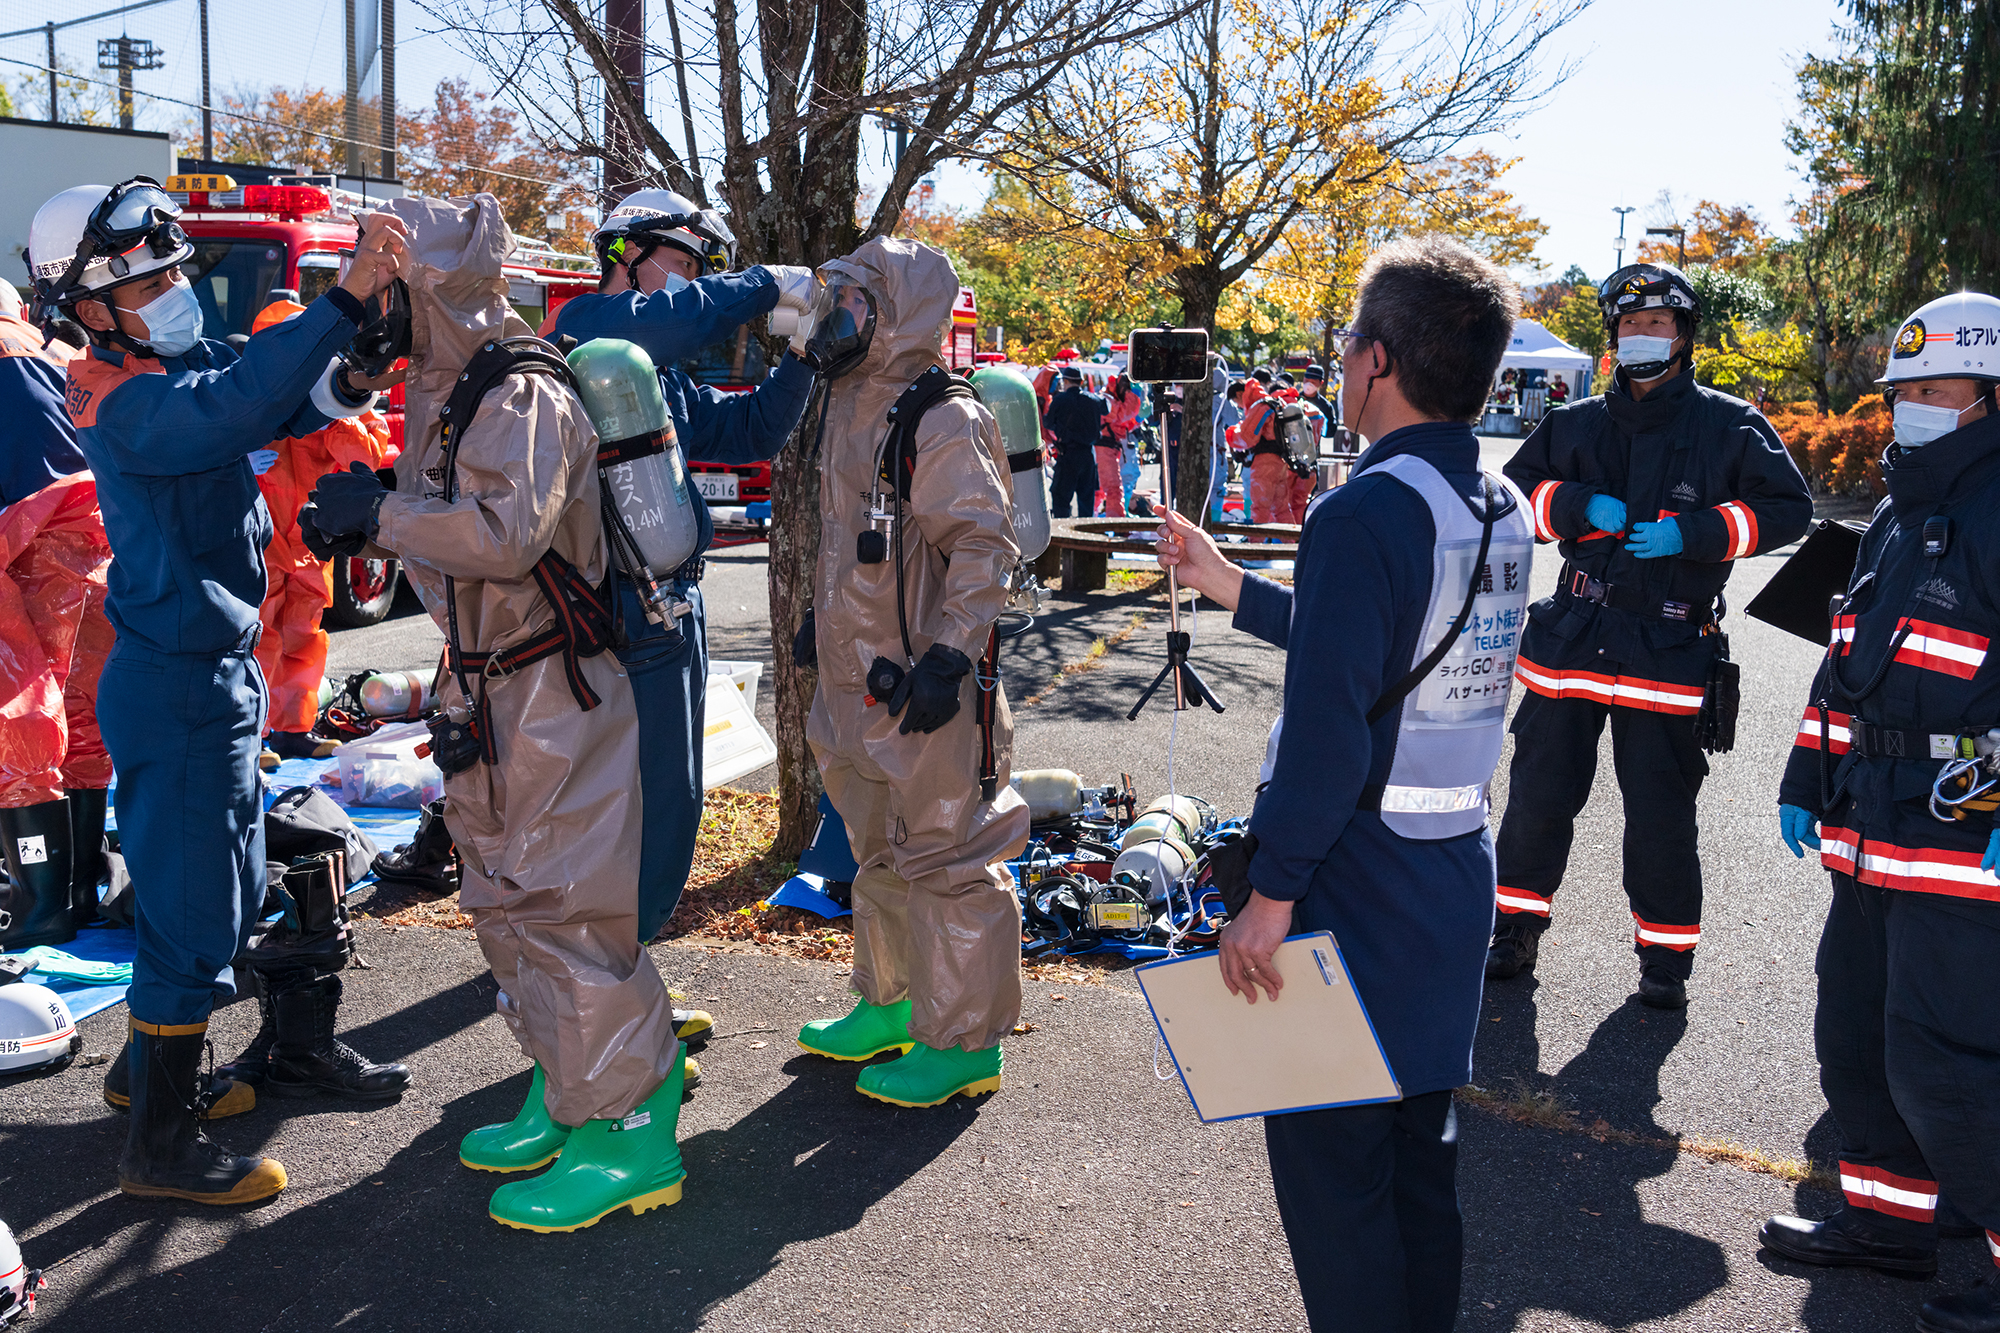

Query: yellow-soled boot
left=856, top=1041, right=1002, bottom=1108
left=488, top=1057, right=686, bottom=1232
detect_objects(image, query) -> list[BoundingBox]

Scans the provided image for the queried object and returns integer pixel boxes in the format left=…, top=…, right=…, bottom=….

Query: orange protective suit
left=247, top=301, right=392, bottom=735
left=0, top=473, right=114, bottom=808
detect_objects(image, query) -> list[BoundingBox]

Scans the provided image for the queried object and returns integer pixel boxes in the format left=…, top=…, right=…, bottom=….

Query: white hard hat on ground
left=0, top=981, right=78, bottom=1075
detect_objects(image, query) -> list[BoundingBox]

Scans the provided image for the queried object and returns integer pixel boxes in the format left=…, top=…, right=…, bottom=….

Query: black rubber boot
left=267, top=974, right=411, bottom=1100
left=0, top=797, right=77, bottom=949
left=216, top=991, right=278, bottom=1089
left=371, top=798, right=457, bottom=893
left=116, top=1021, right=287, bottom=1204
left=1759, top=1208, right=1937, bottom=1277
left=1485, top=921, right=1541, bottom=980
left=1920, top=1275, right=2000, bottom=1332
left=65, top=787, right=108, bottom=930
left=104, top=1034, right=256, bottom=1117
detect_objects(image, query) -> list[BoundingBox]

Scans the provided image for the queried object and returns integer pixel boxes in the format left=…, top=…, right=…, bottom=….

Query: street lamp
left=1645, top=225, right=1686, bottom=269
left=1612, top=206, right=1636, bottom=276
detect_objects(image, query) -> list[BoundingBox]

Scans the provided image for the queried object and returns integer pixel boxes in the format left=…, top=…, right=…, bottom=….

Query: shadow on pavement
left=1464, top=990, right=1731, bottom=1328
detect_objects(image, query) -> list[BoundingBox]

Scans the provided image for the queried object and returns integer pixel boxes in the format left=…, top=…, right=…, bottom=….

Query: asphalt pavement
left=7, top=452, right=1990, bottom=1332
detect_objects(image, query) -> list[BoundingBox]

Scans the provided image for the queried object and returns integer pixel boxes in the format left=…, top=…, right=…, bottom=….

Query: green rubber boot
left=460, top=1064, right=572, bottom=1174
left=797, top=997, right=914, bottom=1062
left=488, top=1057, right=686, bottom=1233
left=856, top=1042, right=1002, bottom=1108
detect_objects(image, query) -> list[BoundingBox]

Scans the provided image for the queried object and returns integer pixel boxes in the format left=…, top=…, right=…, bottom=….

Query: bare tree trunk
left=766, top=388, right=824, bottom=859
left=1176, top=274, right=1223, bottom=528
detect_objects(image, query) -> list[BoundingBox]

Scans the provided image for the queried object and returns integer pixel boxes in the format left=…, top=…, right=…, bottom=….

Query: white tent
left=1499, top=319, right=1594, bottom=403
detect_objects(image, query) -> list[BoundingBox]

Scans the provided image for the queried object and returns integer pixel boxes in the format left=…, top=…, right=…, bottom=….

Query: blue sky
left=1467, top=0, right=1851, bottom=283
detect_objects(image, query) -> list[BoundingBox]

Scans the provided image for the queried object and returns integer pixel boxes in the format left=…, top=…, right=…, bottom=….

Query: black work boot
left=1637, top=965, right=1689, bottom=1009
left=1920, top=1275, right=2000, bottom=1332
left=267, top=974, right=411, bottom=1100
left=216, top=991, right=279, bottom=1088
left=1485, top=921, right=1541, bottom=980
left=371, top=798, right=457, bottom=893
left=116, top=1020, right=287, bottom=1204
left=0, top=797, right=77, bottom=949
left=104, top=1034, right=255, bottom=1117
left=1759, top=1208, right=1937, bottom=1277
left=64, top=787, right=109, bottom=930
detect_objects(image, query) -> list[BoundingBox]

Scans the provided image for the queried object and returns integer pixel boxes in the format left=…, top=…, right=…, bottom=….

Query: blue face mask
left=1616, top=334, right=1677, bottom=379
left=134, top=277, right=203, bottom=357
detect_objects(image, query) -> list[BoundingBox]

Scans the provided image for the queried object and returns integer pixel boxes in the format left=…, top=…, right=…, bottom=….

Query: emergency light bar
left=163, top=175, right=332, bottom=220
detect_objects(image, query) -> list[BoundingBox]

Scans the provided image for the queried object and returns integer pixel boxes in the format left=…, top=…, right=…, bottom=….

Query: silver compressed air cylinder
left=566, top=337, right=702, bottom=583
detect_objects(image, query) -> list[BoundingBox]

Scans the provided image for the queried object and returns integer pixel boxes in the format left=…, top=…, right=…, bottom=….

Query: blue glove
left=1585, top=494, right=1627, bottom=534
left=1982, top=829, right=2000, bottom=877
left=247, top=448, right=280, bottom=476
left=1780, top=805, right=1822, bottom=859
left=308, top=461, right=388, bottom=540
left=1625, top=519, right=1684, bottom=559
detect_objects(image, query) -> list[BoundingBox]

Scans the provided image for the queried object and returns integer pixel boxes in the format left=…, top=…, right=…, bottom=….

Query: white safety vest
left=1259, top=452, right=1534, bottom=840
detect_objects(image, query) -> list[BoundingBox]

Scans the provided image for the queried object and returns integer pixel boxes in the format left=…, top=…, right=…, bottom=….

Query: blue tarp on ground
left=6, top=759, right=426, bottom=1021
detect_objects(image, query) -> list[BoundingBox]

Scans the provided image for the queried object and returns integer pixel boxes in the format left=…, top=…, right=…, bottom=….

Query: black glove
left=792, top=607, right=818, bottom=670
left=308, top=461, right=388, bottom=541
left=298, top=504, right=365, bottom=561
left=886, top=643, right=973, bottom=736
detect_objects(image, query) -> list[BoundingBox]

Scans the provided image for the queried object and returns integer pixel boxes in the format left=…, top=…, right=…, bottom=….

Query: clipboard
left=1136, top=931, right=1400, bottom=1122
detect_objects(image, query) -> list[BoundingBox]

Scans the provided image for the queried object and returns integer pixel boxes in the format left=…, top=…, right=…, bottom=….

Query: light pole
left=1612, top=206, right=1636, bottom=277
left=1645, top=225, right=1686, bottom=269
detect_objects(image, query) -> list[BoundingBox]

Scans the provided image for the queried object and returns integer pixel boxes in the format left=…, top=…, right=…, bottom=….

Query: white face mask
left=1616, top=334, right=1677, bottom=376
left=134, top=276, right=204, bottom=357
left=655, top=271, right=690, bottom=295
left=1893, top=398, right=1979, bottom=448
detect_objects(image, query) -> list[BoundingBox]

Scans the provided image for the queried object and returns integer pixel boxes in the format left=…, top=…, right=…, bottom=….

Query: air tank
left=566, top=338, right=702, bottom=610
left=970, top=365, right=1051, bottom=560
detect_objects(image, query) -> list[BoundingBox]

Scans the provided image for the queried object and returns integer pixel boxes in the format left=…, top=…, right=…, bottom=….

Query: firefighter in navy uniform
left=1762, top=292, right=2000, bottom=1333
left=1488, top=262, right=1811, bottom=1007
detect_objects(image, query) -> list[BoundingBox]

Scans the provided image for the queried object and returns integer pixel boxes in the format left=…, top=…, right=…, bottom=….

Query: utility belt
left=435, top=549, right=613, bottom=773
left=1845, top=718, right=1983, bottom=762
left=1560, top=564, right=1715, bottom=627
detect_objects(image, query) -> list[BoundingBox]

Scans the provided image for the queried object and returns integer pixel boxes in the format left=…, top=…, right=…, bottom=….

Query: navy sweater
left=1235, top=420, right=1499, bottom=1095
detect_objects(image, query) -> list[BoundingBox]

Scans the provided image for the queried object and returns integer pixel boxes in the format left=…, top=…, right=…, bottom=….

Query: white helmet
left=0, top=1219, right=43, bottom=1329
left=591, top=188, right=736, bottom=277
left=0, top=982, right=77, bottom=1075
left=28, top=178, right=194, bottom=314
left=1879, top=292, right=2000, bottom=384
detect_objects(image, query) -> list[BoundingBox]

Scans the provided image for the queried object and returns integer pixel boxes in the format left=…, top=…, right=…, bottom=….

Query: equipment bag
left=265, top=785, right=381, bottom=885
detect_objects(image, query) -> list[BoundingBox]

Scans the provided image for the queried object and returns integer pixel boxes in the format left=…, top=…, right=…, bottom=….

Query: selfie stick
left=1127, top=327, right=1225, bottom=722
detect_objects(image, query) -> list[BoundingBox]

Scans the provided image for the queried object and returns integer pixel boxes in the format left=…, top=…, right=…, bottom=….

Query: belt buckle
left=1567, top=568, right=1589, bottom=598
left=482, top=653, right=521, bottom=681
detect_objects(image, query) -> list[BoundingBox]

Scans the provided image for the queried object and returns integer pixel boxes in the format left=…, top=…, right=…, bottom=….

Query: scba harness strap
left=436, top=337, right=614, bottom=767
left=878, top=364, right=1004, bottom=800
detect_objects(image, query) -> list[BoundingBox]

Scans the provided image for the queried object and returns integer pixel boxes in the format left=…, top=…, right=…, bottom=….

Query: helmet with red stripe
left=0, top=982, right=77, bottom=1074
left=1878, top=292, right=2000, bottom=386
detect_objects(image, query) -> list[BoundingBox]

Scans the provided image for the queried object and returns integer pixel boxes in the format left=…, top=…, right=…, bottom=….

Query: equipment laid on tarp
left=771, top=767, right=1258, bottom=963
left=1745, top=518, right=1867, bottom=645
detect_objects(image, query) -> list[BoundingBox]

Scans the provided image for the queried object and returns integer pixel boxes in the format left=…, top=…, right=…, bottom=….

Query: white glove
left=766, top=265, right=818, bottom=310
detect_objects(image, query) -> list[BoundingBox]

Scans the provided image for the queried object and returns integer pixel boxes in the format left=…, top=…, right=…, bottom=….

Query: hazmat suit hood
left=817, top=237, right=959, bottom=386
left=383, top=193, right=532, bottom=472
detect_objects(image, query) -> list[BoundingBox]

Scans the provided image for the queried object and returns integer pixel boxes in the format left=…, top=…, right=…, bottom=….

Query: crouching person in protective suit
left=305, top=194, right=684, bottom=1232
left=791, top=236, right=1031, bottom=1106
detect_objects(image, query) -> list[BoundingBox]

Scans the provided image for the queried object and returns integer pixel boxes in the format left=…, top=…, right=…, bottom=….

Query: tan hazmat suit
left=370, top=194, right=678, bottom=1125
left=807, top=237, right=1031, bottom=1053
